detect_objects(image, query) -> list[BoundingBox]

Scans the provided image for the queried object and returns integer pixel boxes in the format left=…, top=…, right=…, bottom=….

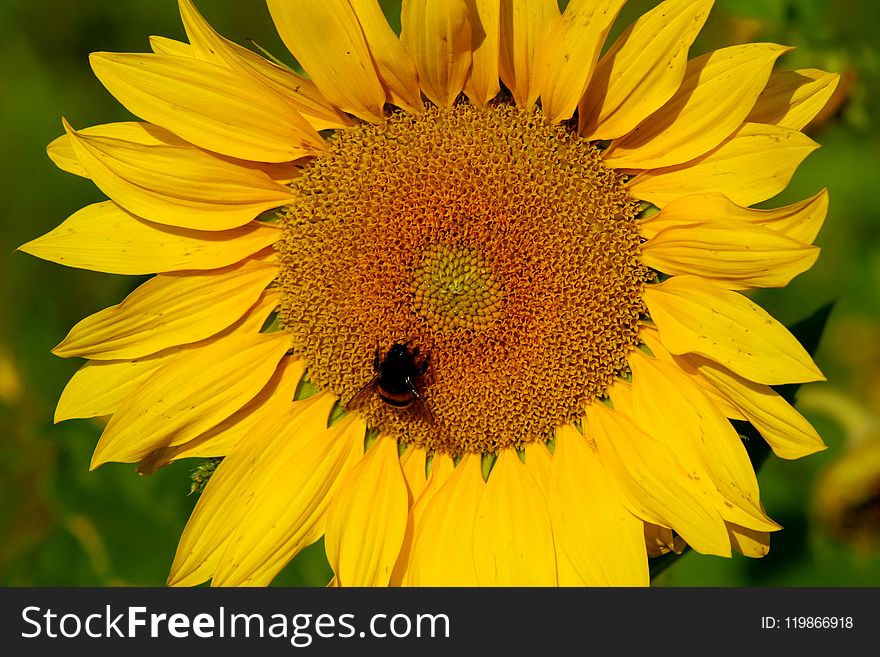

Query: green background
left=1, top=0, right=878, bottom=586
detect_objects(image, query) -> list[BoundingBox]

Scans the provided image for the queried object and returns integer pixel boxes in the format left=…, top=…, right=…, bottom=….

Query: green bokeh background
left=1, top=0, right=878, bottom=587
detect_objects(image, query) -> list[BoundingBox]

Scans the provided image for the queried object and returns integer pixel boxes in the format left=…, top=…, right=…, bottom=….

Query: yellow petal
left=643, top=275, right=825, bottom=385
left=629, top=123, right=819, bottom=208
left=176, top=1, right=257, bottom=63
left=403, top=454, right=482, bottom=586
left=47, top=121, right=185, bottom=177
left=472, top=449, right=557, bottom=585
left=349, top=0, right=424, bottom=113
left=177, top=0, right=350, bottom=132
left=267, top=0, right=386, bottom=122
left=89, top=52, right=324, bottom=161
left=586, top=403, right=732, bottom=556
left=608, top=377, right=635, bottom=416
left=56, top=359, right=162, bottom=423
left=536, top=0, right=627, bottom=124
left=549, top=424, right=648, bottom=586
left=748, top=68, right=840, bottom=131
left=463, top=0, right=501, bottom=106
left=399, top=445, right=430, bottom=504
left=19, top=201, right=279, bottom=275
left=48, top=120, right=300, bottom=184
left=526, top=441, right=553, bottom=494
left=167, top=393, right=334, bottom=586
left=639, top=325, right=746, bottom=421
left=605, top=44, right=790, bottom=169
left=46, top=121, right=301, bottom=185
left=579, top=0, right=713, bottom=140
left=401, top=0, right=472, bottom=109
left=425, top=453, right=456, bottom=491
left=638, top=189, right=829, bottom=245
left=498, top=0, right=558, bottom=109
left=751, top=189, right=829, bottom=244
left=54, top=258, right=277, bottom=360
left=140, top=355, right=307, bottom=471
left=227, top=46, right=352, bottom=132
left=387, top=447, right=425, bottom=586
left=727, top=522, right=771, bottom=558
left=54, top=289, right=279, bottom=423
left=690, top=354, right=826, bottom=459
left=91, top=331, right=292, bottom=468
left=150, top=35, right=192, bottom=57
left=61, top=120, right=295, bottom=231
left=212, top=412, right=366, bottom=586
left=644, top=522, right=685, bottom=557
left=392, top=453, right=456, bottom=586
left=628, top=352, right=779, bottom=532
left=555, top=543, right=589, bottom=586
left=641, top=219, right=819, bottom=289
left=324, top=434, right=409, bottom=586
left=208, top=396, right=340, bottom=586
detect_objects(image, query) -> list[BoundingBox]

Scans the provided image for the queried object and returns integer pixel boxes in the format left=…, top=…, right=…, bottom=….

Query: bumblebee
left=348, top=342, right=433, bottom=421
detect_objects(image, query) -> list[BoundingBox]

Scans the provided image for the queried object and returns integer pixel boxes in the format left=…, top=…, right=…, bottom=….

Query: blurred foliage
left=1, top=0, right=878, bottom=587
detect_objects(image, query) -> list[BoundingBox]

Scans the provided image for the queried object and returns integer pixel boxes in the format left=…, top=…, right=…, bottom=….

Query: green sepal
left=188, top=457, right=222, bottom=496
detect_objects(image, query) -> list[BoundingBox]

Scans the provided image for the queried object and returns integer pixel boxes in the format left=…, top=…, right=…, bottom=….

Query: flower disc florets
left=278, top=102, right=650, bottom=454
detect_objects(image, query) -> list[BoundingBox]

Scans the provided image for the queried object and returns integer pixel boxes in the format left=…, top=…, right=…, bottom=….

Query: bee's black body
left=348, top=342, right=433, bottom=421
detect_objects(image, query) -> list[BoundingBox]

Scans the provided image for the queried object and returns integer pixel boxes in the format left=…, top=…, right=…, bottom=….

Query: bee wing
left=405, top=376, right=435, bottom=424
left=345, top=373, right=380, bottom=409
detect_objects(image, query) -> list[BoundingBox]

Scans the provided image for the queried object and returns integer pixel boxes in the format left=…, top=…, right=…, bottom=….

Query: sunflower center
left=412, top=243, right=501, bottom=332
left=277, top=101, right=649, bottom=455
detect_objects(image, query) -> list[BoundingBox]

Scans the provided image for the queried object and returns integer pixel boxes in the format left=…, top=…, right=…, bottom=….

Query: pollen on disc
left=277, top=101, right=650, bottom=455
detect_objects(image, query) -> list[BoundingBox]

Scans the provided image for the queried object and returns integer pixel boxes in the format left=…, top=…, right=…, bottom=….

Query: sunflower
left=21, top=0, right=840, bottom=586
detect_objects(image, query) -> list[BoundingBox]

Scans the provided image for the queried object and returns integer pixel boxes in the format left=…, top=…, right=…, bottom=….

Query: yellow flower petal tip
left=27, top=0, right=840, bottom=587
